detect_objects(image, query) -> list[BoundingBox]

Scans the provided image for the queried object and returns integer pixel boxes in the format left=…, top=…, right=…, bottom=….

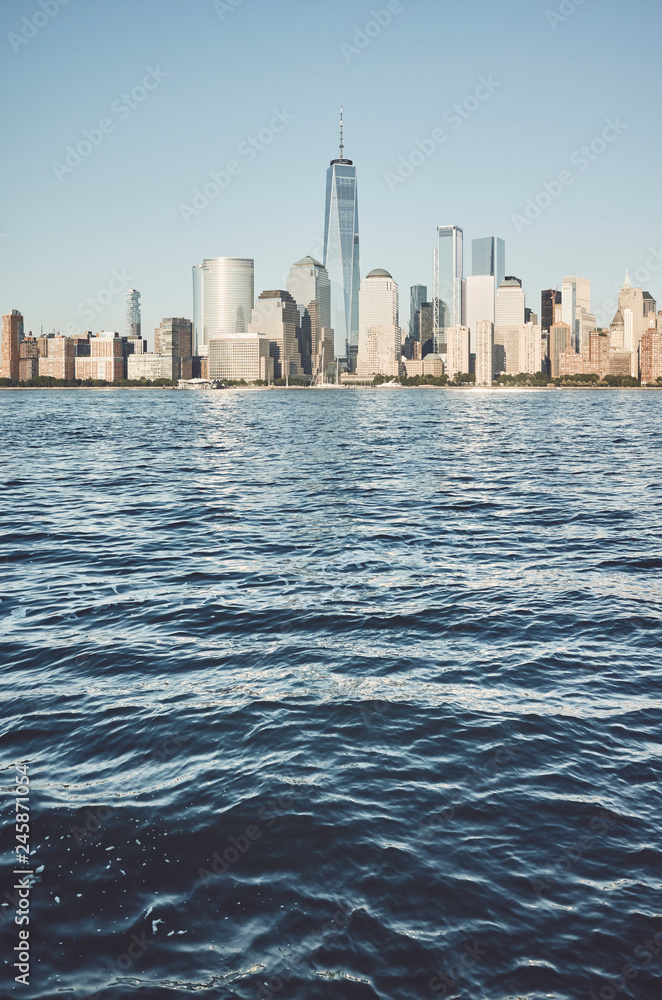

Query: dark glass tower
left=323, top=108, right=360, bottom=364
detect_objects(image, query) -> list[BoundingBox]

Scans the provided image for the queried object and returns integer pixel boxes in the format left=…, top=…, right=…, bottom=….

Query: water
left=1, top=387, right=661, bottom=1000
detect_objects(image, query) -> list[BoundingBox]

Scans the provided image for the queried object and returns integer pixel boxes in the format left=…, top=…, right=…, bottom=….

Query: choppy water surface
left=1, top=388, right=662, bottom=1000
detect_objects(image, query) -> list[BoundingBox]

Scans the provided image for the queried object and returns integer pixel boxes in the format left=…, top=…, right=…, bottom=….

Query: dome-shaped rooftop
left=366, top=268, right=393, bottom=279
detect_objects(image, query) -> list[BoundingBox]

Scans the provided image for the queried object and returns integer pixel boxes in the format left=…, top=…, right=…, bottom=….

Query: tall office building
left=494, top=278, right=525, bottom=374
left=356, top=269, right=401, bottom=378
left=154, top=318, right=193, bottom=380
left=561, top=281, right=577, bottom=350
left=541, top=289, right=556, bottom=334
left=248, top=290, right=303, bottom=379
left=287, top=256, right=334, bottom=380
left=474, top=321, right=494, bottom=386
left=1, top=310, right=24, bottom=381
left=409, top=285, right=427, bottom=339
left=433, top=226, right=464, bottom=353
left=550, top=322, right=571, bottom=378
left=323, top=108, right=360, bottom=365
left=192, top=257, right=254, bottom=357
left=420, top=302, right=434, bottom=353
left=472, top=237, right=505, bottom=288
left=126, top=289, right=141, bottom=340
left=561, top=278, right=596, bottom=353
left=618, top=270, right=645, bottom=377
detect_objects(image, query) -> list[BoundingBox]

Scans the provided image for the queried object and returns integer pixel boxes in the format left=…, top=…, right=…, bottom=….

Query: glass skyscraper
left=125, top=289, right=141, bottom=340
left=409, top=284, right=427, bottom=339
left=192, top=258, right=254, bottom=356
left=433, top=226, right=464, bottom=353
left=472, top=237, right=506, bottom=288
left=323, top=110, right=360, bottom=364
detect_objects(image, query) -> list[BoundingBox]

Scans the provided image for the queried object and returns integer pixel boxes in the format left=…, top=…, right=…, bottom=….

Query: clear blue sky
left=1, top=0, right=661, bottom=347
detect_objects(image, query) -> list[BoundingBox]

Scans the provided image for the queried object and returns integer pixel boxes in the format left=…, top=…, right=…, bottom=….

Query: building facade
left=126, top=289, right=141, bottom=340
left=472, top=236, right=505, bottom=288
left=127, top=353, right=176, bottom=381
left=38, top=336, right=75, bottom=380
left=18, top=338, right=39, bottom=381
left=445, top=326, right=470, bottom=379
left=192, top=257, right=254, bottom=357
left=248, top=290, right=303, bottom=379
left=474, top=320, right=494, bottom=385
left=494, top=278, right=525, bottom=374
left=75, top=332, right=124, bottom=382
left=433, top=225, right=464, bottom=353
left=639, top=330, right=662, bottom=383
left=356, top=269, right=401, bottom=378
left=208, top=333, right=274, bottom=383
left=1, top=310, right=24, bottom=381
left=287, top=256, right=334, bottom=381
left=154, top=317, right=193, bottom=380
left=409, top=284, right=427, bottom=339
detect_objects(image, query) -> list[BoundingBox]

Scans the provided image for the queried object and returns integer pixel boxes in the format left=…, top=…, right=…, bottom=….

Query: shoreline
left=1, top=385, right=661, bottom=393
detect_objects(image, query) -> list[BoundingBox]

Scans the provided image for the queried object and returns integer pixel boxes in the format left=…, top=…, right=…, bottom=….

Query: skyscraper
left=472, top=236, right=505, bottom=288
left=433, top=226, right=464, bottom=353
left=494, top=278, right=525, bottom=374
left=192, top=258, right=255, bottom=357
left=248, top=290, right=303, bottom=380
left=126, top=289, right=141, bottom=340
left=287, top=256, right=334, bottom=381
left=474, top=321, right=494, bottom=386
left=409, top=285, right=427, bottom=339
left=356, top=269, right=401, bottom=378
left=323, top=108, right=360, bottom=365
left=1, top=310, right=24, bottom=381
left=618, top=270, right=645, bottom=377
left=561, top=281, right=577, bottom=351
left=154, top=318, right=193, bottom=380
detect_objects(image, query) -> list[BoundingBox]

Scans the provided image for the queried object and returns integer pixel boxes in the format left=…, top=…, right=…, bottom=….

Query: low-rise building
left=208, top=333, right=274, bottom=382
left=38, top=336, right=75, bottom=380
left=126, top=353, right=176, bottom=381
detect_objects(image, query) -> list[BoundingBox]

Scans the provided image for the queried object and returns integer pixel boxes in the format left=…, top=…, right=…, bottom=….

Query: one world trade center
left=323, top=108, right=360, bottom=369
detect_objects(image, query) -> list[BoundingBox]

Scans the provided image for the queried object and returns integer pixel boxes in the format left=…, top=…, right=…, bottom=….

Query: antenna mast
left=339, top=105, right=344, bottom=159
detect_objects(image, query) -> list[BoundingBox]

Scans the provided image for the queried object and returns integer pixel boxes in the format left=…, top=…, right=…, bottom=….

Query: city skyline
left=2, top=0, right=661, bottom=345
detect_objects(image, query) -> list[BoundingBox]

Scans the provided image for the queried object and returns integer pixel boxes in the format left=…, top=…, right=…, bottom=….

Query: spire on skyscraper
left=339, top=105, right=344, bottom=160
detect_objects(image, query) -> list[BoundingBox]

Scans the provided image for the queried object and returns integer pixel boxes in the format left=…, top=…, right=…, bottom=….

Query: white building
left=127, top=353, right=175, bottom=381
left=208, top=333, right=274, bottom=383
left=519, top=323, right=542, bottom=375
left=192, top=257, right=255, bottom=357
left=446, top=326, right=470, bottom=379
left=465, top=275, right=495, bottom=354
left=356, top=269, right=401, bottom=377
left=475, top=321, right=494, bottom=385
left=495, top=278, right=526, bottom=374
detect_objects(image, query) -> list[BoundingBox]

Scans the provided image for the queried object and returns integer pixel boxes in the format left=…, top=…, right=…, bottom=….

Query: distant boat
left=375, top=380, right=403, bottom=388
